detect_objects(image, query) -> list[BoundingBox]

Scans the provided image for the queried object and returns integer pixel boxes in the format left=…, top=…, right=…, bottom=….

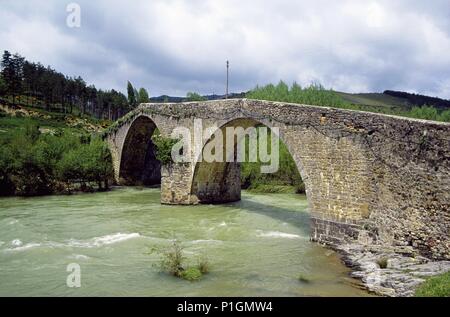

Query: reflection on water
left=0, top=187, right=369, bottom=296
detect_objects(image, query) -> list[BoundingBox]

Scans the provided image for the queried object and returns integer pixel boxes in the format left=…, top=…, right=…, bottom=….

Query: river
left=0, top=187, right=369, bottom=296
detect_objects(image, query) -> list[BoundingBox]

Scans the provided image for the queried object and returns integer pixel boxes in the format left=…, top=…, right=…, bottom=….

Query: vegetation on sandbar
left=155, top=240, right=210, bottom=281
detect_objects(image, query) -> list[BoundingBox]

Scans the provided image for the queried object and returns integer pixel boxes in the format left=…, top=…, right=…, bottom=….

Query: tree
left=127, top=81, right=136, bottom=108
left=1, top=51, right=24, bottom=105
left=0, top=75, right=6, bottom=97
left=186, top=92, right=206, bottom=102
left=138, top=88, right=150, bottom=104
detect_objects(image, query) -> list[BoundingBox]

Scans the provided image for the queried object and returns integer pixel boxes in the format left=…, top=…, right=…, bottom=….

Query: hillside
left=336, top=91, right=450, bottom=112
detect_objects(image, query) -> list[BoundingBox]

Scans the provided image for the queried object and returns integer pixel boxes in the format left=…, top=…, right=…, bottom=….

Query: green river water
left=0, top=187, right=369, bottom=296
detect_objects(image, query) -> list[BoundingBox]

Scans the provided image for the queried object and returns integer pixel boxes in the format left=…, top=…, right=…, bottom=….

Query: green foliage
left=138, top=87, right=150, bottom=104
left=247, top=82, right=450, bottom=122
left=152, top=134, right=180, bottom=165
left=247, top=81, right=349, bottom=108
left=409, top=105, right=438, bottom=121
left=181, top=267, right=202, bottom=281
left=186, top=92, right=207, bottom=102
left=127, top=81, right=137, bottom=108
left=399, top=105, right=450, bottom=122
left=240, top=128, right=305, bottom=193
left=156, top=240, right=209, bottom=281
left=24, top=120, right=40, bottom=142
left=440, top=110, right=450, bottom=122
left=0, top=120, right=113, bottom=196
left=160, top=240, right=185, bottom=277
left=415, top=272, right=450, bottom=297
left=0, top=75, right=6, bottom=96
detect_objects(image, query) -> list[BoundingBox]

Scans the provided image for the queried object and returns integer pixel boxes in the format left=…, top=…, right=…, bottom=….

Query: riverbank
left=336, top=243, right=450, bottom=297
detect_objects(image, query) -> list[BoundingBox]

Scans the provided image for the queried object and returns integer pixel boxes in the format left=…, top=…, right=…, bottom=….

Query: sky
left=0, top=0, right=449, bottom=98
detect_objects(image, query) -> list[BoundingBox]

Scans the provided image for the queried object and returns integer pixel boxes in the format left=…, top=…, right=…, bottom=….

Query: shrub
left=156, top=241, right=210, bottom=281
left=240, top=127, right=305, bottom=193
left=152, top=134, right=180, bottom=165
left=160, top=240, right=185, bottom=277
left=185, top=92, right=207, bottom=102
left=247, top=81, right=349, bottom=108
left=0, top=121, right=113, bottom=196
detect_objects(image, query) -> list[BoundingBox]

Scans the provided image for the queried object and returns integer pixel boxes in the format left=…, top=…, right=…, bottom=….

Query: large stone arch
left=189, top=115, right=375, bottom=244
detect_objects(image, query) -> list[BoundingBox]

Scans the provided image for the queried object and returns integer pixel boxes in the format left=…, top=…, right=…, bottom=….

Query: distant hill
left=337, top=91, right=450, bottom=111
left=149, top=92, right=247, bottom=103
left=383, top=90, right=450, bottom=111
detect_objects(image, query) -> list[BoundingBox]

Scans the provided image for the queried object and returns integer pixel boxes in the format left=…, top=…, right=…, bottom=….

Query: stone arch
left=189, top=117, right=309, bottom=205
left=119, top=115, right=161, bottom=186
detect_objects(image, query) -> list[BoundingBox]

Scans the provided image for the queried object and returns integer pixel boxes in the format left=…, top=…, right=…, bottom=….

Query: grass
left=181, top=267, right=203, bottom=281
left=246, top=184, right=297, bottom=194
left=415, top=271, right=450, bottom=297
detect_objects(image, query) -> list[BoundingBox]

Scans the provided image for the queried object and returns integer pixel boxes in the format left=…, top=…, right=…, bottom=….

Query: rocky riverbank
left=337, top=243, right=450, bottom=297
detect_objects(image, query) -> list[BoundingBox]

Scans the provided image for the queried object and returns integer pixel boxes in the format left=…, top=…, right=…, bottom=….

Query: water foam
left=4, top=233, right=141, bottom=252
left=67, top=233, right=141, bottom=248
left=191, top=239, right=223, bottom=244
left=68, top=254, right=90, bottom=260
left=11, top=239, right=23, bottom=246
left=5, top=242, right=42, bottom=251
left=256, top=230, right=301, bottom=239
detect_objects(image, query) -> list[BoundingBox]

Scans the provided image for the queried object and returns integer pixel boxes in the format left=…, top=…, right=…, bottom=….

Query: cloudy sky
left=1, top=0, right=449, bottom=98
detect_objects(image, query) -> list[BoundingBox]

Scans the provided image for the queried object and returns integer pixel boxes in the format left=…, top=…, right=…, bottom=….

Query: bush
left=247, top=81, right=349, bottom=108
left=0, top=123, right=113, bottom=196
left=409, top=105, right=438, bottom=121
left=181, top=267, right=202, bottom=281
left=240, top=127, right=305, bottom=193
left=152, top=134, right=180, bottom=165
left=415, top=271, right=450, bottom=297
left=185, top=92, right=207, bottom=102
left=157, top=240, right=210, bottom=281
left=160, top=240, right=185, bottom=277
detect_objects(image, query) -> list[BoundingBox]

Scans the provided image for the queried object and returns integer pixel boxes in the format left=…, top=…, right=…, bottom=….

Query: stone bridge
left=105, top=99, right=450, bottom=260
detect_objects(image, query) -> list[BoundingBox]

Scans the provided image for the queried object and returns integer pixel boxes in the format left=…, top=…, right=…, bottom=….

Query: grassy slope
left=336, top=92, right=412, bottom=110
left=0, top=103, right=109, bottom=141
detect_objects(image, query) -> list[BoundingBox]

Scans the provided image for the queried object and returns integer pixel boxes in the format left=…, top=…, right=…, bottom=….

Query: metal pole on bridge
left=226, top=60, right=229, bottom=99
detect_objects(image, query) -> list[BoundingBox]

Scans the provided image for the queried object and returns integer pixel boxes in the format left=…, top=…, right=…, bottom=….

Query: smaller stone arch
left=119, top=116, right=161, bottom=186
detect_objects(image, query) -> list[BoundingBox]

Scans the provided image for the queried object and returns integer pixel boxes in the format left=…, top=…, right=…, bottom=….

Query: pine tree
left=0, top=75, right=6, bottom=97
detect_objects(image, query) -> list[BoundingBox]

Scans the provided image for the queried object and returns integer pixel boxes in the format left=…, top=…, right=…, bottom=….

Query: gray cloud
left=0, top=0, right=449, bottom=98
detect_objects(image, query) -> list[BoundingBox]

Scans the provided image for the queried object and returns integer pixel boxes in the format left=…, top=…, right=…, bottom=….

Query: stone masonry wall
left=106, top=99, right=450, bottom=260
